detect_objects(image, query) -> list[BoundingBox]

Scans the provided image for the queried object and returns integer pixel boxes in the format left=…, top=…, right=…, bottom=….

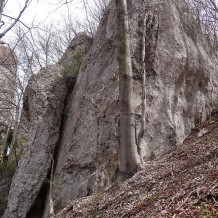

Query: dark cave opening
left=26, top=181, right=49, bottom=218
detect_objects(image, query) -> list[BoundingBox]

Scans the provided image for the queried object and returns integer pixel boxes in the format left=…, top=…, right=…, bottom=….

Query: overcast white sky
left=2, top=0, right=92, bottom=42
left=5, top=0, right=87, bottom=24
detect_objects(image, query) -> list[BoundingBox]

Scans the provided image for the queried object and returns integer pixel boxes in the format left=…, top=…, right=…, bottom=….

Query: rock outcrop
left=2, top=65, right=68, bottom=218
left=0, top=45, right=17, bottom=216
left=2, top=0, right=218, bottom=217
left=2, top=34, right=93, bottom=218
left=50, top=0, right=218, bottom=213
left=49, top=3, right=119, bottom=213
left=60, top=33, right=93, bottom=79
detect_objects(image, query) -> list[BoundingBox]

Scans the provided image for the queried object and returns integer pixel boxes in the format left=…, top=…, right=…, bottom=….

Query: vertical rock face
left=2, top=0, right=218, bottom=217
left=129, top=0, right=218, bottom=159
left=2, top=35, right=94, bottom=218
left=0, top=45, right=17, bottom=158
left=3, top=65, right=68, bottom=218
left=51, top=0, right=218, bottom=212
left=50, top=3, right=119, bottom=212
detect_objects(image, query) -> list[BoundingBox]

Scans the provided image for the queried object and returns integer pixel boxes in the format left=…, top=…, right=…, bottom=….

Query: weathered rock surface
left=3, top=0, right=218, bottom=217
left=50, top=0, right=218, bottom=213
left=2, top=65, right=68, bottom=218
left=42, top=34, right=94, bottom=218
left=48, top=4, right=119, bottom=213
left=60, top=33, right=93, bottom=79
left=128, top=0, right=218, bottom=160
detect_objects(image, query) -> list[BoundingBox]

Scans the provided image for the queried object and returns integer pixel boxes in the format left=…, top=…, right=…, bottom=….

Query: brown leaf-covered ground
left=54, top=108, right=218, bottom=218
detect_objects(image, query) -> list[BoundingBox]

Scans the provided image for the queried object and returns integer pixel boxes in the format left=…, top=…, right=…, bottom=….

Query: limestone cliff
left=51, top=0, right=218, bottom=213
left=2, top=35, right=93, bottom=218
left=2, top=65, right=68, bottom=218
left=1, top=0, right=218, bottom=217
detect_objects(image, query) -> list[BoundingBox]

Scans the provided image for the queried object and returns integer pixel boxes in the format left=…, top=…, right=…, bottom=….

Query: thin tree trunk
left=137, top=13, right=147, bottom=162
left=116, top=0, right=140, bottom=174
left=0, top=0, right=5, bottom=23
left=2, top=127, right=13, bottom=163
left=49, top=154, right=54, bottom=217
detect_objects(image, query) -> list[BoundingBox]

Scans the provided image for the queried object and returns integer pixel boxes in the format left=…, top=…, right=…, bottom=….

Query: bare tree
left=0, top=0, right=32, bottom=39
left=187, top=0, right=218, bottom=45
left=89, top=0, right=109, bottom=24
left=0, top=0, right=34, bottom=164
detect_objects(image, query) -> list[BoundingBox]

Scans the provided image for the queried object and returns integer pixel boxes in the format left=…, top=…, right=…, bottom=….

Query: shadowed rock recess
left=1, top=0, right=218, bottom=217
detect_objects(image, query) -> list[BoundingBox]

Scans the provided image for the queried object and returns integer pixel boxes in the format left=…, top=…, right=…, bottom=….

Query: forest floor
left=54, top=108, right=218, bottom=218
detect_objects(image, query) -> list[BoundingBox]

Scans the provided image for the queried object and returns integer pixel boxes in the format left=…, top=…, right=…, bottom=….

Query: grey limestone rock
left=51, top=0, right=218, bottom=213
left=129, top=0, right=218, bottom=159
left=50, top=1, right=119, bottom=213
left=2, top=65, right=67, bottom=218
left=3, top=0, right=218, bottom=216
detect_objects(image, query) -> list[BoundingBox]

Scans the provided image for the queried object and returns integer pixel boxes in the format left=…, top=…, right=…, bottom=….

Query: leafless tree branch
left=0, top=0, right=32, bottom=38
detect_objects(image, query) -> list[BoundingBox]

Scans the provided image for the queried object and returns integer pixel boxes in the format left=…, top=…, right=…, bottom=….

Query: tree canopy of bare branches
left=187, top=0, right=218, bottom=45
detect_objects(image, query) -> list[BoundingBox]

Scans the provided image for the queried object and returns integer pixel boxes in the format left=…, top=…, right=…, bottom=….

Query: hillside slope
left=54, top=108, right=218, bottom=217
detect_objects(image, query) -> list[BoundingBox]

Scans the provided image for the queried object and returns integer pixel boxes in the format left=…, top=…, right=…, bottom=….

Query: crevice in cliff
left=47, top=77, right=77, bottom=214
left=52, top=77, right=77, bottom=170
left=26, top=182, right=49, bottom=218
left=137, top=11, right=159, bottom=162
left=144, top=13, right=159, bottom=79
left=26, top=77, right=77, bottom=218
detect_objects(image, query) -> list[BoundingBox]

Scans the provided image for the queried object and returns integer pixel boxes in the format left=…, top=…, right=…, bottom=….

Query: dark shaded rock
left=0, top=179, right=11, bottom=217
